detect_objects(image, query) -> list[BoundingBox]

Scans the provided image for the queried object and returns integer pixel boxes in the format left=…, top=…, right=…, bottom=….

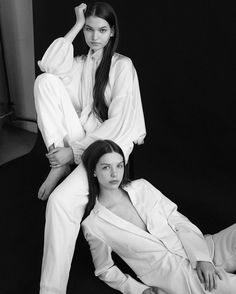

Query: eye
left=100, top=28, right=107, bottom=33
left=102, top=166, right=110, bottom=170
left=117, top=163, right=124, bottom=169
left=85, top=27, right=92, bottom=31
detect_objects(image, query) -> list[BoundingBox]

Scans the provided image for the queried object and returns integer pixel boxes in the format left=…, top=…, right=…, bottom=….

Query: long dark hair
left=85, top=2, right=119, bottom=122
left=82, top=140, right=129, bottom=218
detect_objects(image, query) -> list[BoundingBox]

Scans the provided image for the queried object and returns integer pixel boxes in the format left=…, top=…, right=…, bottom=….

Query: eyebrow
left=85, top=24, right=108, bottom=29
left=100, top=161, right=124, bottom=166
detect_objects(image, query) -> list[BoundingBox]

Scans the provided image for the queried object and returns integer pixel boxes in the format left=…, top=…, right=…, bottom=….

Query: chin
left=93, top=47, right=102, bottom=52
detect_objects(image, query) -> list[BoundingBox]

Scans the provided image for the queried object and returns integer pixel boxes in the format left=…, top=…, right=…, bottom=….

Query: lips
left=109, top=180, right=120, bottom=185
left=91, top=42, right=100, bottom=46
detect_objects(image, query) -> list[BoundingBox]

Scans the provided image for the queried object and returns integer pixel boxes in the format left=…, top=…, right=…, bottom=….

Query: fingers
left=202, top=271, right=220, bottom=292
left=216, top=269, right=223, bottom=280
left=203, top=273, right=210, bottom=291
left=197, top=268, right=204, bottom=284
left=47, top=157, right=58, bottom=166
left=208, top=272, right=214, bottom=291
left=211, top=269, right=224, bottom=291
left=49, top=159, right=64, bottom=167
left=47, top=148, right=60, bottom=156
left=46, top=149, right=60, bottom=165
left=75, top=3, right=87, bottom=14
left=213, top=272, right=218, bottom=290
left=48, top=157, right=60, bottom=166
left=78, top=3, right=87, bottom=10
left=197, top=269, right=213, bottom=291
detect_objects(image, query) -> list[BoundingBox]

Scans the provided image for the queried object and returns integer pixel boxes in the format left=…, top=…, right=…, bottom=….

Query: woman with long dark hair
left=82, top=139, right=236, bottom=294
left=81, top=139, right=130, bottom=219
left=34, top=2, right=146, bottom=294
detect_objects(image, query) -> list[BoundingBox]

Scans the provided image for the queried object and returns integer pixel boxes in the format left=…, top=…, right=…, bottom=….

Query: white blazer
left=81, top=179, right=227, bottom=294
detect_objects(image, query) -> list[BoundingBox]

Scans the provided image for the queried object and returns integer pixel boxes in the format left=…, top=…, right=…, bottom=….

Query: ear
left=110, top=26, right=115, bottom=37
left=93, top=171, right=97, bottom=177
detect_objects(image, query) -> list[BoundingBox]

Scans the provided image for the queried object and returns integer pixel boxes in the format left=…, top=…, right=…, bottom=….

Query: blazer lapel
left=94, top=198, right=162, bottom=245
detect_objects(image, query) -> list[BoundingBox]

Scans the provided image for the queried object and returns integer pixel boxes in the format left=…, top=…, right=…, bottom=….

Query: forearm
left=64, top=22, right=84, bottom=43
left=157, top=191, right=212, bottom=267
left=83, top=226, right=149, bottom=294
left=176, top=226, right=212, bottom=268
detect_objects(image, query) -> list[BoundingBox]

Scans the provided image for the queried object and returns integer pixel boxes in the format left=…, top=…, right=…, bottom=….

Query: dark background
left=33, top=0, right=236, bottom=228
left=1, top=0, right=236, bottom=293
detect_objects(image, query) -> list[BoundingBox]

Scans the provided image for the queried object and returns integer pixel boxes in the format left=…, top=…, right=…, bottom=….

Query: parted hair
left=81, top=139, right=129, bottom=218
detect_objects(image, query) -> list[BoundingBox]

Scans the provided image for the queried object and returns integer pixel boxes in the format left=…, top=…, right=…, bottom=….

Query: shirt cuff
left=70, top=141, right=84, bottom=165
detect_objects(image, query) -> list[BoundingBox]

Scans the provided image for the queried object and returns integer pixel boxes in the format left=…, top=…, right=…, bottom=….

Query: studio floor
left=0, top=122, right=37, bottom=166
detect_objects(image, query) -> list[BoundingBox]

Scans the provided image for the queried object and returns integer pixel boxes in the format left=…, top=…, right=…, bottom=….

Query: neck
left=99, top=187, right=125, bottom=207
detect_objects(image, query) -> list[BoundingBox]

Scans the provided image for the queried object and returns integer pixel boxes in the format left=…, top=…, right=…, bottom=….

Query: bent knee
left=34, top=73, right=60, bottom=91
left=34, top=73, right=66, bottom=106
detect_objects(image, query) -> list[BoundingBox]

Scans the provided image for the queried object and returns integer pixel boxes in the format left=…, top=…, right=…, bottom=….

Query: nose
left=92, top=31, right=98, bottom=40
left=111, top=167, right=117, bottom=178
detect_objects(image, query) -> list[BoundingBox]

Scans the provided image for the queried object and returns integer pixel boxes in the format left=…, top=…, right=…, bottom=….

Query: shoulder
left=124, top=178, right=163, bottom=204
left=111, top=53, right=134, bottom=71
left=113, top=52, right=133, bottom=64
left=125, top=178, right=153, bottom=190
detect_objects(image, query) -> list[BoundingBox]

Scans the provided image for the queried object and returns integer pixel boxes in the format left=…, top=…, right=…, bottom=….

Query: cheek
left=83, top=31, right=90, bottom=41
left=102, top=34, right=111, bottom=43
left=119, top=168, right=125, bottom=178
left=96, top=172, right=107, bottom=184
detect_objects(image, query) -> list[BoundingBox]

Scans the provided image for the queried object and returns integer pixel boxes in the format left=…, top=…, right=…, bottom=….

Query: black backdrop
left=2, top=2, right=236, bottom=294
left=32, top=0, right=236, bottom=233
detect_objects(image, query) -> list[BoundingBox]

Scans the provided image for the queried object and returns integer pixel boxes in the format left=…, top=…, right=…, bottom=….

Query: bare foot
left=38, top=165, right=71, bottom=201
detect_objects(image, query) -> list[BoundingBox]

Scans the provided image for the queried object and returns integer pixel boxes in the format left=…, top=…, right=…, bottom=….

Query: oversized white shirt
left=38, top=38, right=146, bottom=163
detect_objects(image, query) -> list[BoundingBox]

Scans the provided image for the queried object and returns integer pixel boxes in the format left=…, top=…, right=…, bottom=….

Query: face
left=83, top=16, right=114, bottom=52
left=94, top=152, right=124, bottom=192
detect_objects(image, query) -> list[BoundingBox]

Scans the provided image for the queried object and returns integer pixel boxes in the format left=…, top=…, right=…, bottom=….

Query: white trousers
left=205, top=224, right=236, bottom=294
left=34, top=73, right=85, bottom=149
left=39, top=164, right=89, bottom=294
left=211, top=223, right=236, bottom=273
left=34, top=73, right=90, bottom=294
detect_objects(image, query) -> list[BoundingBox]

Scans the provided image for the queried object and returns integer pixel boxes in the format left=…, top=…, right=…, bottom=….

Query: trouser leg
left=212, top=223, right=236, bottom=273
left=34, top=73, right=85, bottom=149
left=203, top=224, right=236, bottom=293
left=40, top=163, right=89, bottom=294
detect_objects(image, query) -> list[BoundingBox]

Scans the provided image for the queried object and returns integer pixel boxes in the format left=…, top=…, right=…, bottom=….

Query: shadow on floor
left=0, top=122, right=37, bottom=165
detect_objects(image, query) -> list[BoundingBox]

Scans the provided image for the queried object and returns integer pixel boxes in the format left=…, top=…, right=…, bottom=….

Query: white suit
left=82, top=179, right=236, bottom=294
left=34, top=38, right=146, bottom=294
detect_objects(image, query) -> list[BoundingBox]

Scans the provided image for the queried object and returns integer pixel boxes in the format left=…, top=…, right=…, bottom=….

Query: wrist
left=68, top=147, right=74, bottom=164
left=72, top=21, right=84, bottom=35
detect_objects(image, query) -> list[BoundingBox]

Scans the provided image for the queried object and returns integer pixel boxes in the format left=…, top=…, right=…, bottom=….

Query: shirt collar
left=89, top=48, right=103, bottom=62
